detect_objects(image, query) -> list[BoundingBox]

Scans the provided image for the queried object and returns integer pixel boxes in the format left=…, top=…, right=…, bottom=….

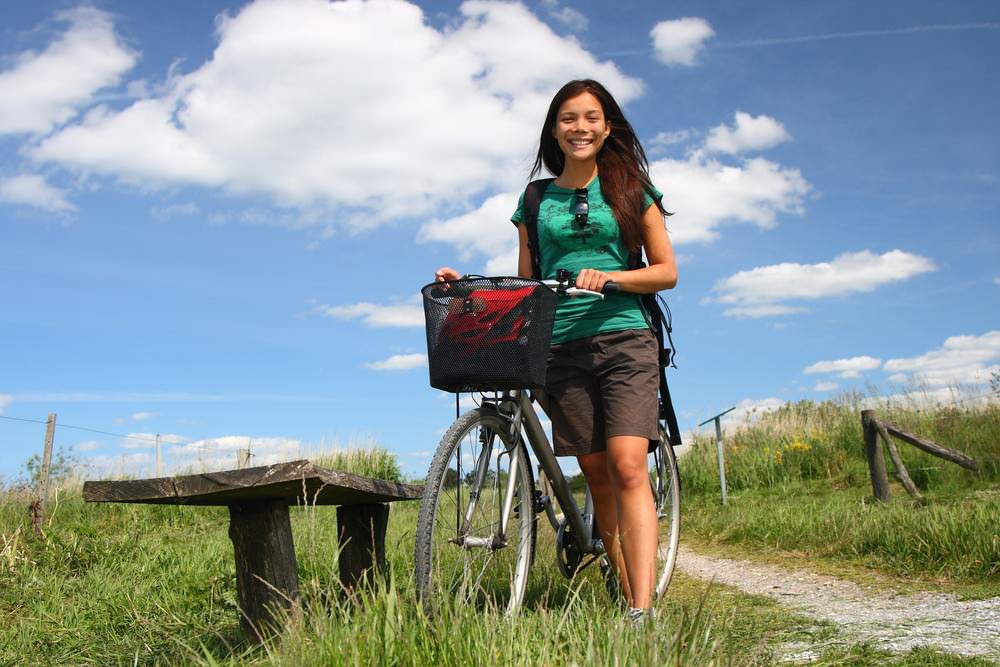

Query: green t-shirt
left=511, top=177, right=662, bottom=344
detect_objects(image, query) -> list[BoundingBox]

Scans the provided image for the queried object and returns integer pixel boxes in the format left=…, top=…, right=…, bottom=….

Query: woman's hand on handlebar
left=434, top=266, right=462, bottom=282
left=575, top=268, right=616, bottom=293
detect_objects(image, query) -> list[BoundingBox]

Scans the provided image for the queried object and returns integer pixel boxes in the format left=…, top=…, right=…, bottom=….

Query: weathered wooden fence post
left=861, top=409, right=891, bottom=503
left=29, top=413, right=57, bottom=536
left=874, top=420, right=921, bottom=499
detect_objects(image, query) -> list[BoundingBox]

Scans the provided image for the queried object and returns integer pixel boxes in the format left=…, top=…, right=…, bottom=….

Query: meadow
left=1, top=398, right=997, bottom=666
left=678, top=395, right=1000, bottom=597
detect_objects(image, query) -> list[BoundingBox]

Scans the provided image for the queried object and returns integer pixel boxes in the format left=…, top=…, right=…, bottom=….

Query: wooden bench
left=82, top=459, right=423, bottom=640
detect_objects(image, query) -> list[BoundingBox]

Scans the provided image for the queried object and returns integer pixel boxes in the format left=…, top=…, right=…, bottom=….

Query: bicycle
left=414, top=273, right=681, bottom=615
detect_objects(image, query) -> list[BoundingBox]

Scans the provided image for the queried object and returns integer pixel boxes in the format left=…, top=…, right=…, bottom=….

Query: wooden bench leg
left=337, top=503, right=389, bottom=592
left=228, top=500, right=299, bottom=640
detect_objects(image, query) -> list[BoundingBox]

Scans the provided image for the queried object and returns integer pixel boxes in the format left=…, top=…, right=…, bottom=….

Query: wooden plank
left=228, top=500, right=299, bottom=640
left=337, top=503, right=389, bottom=593
left=875, top=420, right=922, bottom=499
left=882, top=422, right=979, bottom=471
left=861, top=410, right=891, bottom=503
left=82, top=460, right=422, bottom=506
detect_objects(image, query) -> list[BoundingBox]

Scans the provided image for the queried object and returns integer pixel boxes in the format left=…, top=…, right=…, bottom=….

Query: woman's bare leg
left=578, top=451, right=632, bottom=604
left=606, top=435, right=657, bottom=609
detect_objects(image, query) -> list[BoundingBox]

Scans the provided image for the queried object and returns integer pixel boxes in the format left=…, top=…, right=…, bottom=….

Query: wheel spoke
left=415, top=409, right=536, bottom=614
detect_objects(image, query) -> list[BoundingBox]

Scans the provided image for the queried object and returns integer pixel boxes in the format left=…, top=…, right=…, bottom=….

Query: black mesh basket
left=422, top=277, right=558, bottom=393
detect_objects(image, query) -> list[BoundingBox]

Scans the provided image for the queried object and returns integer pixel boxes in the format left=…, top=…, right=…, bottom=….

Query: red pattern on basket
left=438, top=287, right=535, bottom=358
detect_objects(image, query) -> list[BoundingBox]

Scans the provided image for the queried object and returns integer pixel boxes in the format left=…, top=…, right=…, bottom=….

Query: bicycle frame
left=494, top=390, right=602, bottom=558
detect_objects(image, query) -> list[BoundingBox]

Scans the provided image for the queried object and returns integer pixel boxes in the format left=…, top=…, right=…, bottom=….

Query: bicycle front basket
left=421, top=277, right=557, bottom=393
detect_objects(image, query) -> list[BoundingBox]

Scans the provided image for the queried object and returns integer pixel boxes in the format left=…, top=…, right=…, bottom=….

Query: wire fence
left=0, top=413, right=353, bottom=483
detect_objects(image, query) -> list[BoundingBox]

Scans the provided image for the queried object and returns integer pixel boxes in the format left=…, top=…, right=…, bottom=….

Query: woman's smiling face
left=552, top=91, right=611, bottom=163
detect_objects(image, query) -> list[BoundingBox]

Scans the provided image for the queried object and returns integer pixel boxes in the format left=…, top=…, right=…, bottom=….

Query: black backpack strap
left=631, top=249, right=683, bottom=448
left=522, top=178, right=555, bottom=280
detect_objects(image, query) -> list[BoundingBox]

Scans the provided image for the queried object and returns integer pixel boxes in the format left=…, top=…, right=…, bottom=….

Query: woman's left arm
left=575, top=203, right=678, bottom=294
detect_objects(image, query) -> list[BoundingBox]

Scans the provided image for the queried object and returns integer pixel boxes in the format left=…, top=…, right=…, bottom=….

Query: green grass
left=311, top=446, right=404, bottom=483
left=4, top=419, right=999, bottom=665
left=679, top=396, right=1000, bottom=597
left=0, top=489, right=764, bottom=665
left=3, top=486, right=996, bottom=666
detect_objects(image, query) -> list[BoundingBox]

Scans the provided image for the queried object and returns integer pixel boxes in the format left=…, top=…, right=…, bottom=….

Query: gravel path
left=675, top=546, right=1000, bottom=661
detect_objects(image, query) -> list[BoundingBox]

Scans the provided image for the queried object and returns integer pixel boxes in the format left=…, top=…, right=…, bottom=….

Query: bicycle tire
left=651, top=428, right=681, bottom=599
left=414, top=407, right=537, bottom=615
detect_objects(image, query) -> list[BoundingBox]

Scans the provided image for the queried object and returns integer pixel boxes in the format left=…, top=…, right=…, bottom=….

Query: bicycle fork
left=452, top=417, right=524, bottom=550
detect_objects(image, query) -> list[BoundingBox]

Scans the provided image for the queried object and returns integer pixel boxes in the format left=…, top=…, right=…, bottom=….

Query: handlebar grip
left=601, top=281, right=621, bottom=295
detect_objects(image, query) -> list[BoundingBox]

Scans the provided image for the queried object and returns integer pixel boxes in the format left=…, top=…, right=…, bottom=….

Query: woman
left=436, top=79, right=677, bottom=620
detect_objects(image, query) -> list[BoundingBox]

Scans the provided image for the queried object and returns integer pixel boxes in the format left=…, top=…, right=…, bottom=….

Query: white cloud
left=83, top=452, right=152, bottom=477
left=121, top=432, right=186, bottom=449
left=72, top=440, right=100, bottom=452
left=652, top=150, right=812, bottom=244
left=705, top=112, right=791, bottom=155
left=707, top=250, right=937, bottom=318
left=31, top=0, right=640, bottom=228
left=170, top=435, right=303, bottom=471
left=315, top=301, right=424, bottom=328
left=883, top=331, right=1000, bottom=388
left=994, top=276, right=1000, bottom=286
left=417, top=190, right=521, bottom=272
left=0, top=174, right=75, bottom=213
left=712, top=397, right=785, bottom=432
left=804, top=356, right=882, bottom=379
left=130, top=411, right=159, bottom=422
left=813, top=381, right=839, bottom=392
left=151, top=202, right=200, bottom=221
left=648, top=129, right=695, bottom=154
left=650, top=17, right=715, bottom=66
left=420, top=147, right=813, bottom=269
left=540, top=0, right=588, bottom=32
left=877, top=385, right=999, bottom=410
left=0, top=7, right=137, bottom=135
left=0, top=394, right=12, bottom=415
left=365, top=353, right=428, bottom=371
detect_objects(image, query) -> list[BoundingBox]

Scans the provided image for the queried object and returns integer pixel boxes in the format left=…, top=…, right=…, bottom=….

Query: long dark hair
left=530, top=79, right=664, bottom=252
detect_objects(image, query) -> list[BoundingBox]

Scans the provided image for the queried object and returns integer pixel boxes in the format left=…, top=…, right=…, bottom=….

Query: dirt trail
left=675, top=546, right=1000, bottom=662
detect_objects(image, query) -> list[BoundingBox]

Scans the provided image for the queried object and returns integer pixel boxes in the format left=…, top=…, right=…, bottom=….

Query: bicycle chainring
left=555, top=519, right=583, bottom=578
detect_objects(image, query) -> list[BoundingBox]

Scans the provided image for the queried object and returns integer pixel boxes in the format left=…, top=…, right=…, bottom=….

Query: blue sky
left=2, top=0, right=998, bottom=482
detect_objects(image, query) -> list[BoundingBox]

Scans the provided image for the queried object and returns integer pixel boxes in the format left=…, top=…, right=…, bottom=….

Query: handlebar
left=429, top=276, right=621, bottom=300
left=540, top=279, right=619, bottom=299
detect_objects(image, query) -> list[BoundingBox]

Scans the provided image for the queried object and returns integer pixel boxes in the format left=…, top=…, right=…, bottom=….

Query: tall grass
left=312, top=446, right=403, bottom=483
left=1, top=486, right=797, bottom=666
left=3, top=442, right=996, bottom=664
left=679, top=395, right=1000, bottom=589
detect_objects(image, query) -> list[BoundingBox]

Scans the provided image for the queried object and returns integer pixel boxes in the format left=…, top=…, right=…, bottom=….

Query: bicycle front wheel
left=414, top=407, right=536, bottom=615
left=651, top=429, right=681, bottom=599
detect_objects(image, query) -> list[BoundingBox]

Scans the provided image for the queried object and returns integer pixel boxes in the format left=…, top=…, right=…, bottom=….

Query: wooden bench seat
left=83, top=459, right=423, bottom=640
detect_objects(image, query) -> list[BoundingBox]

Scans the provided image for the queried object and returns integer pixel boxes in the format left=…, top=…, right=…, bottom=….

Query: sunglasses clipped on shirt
left=572, top=188, right=589, bottom=229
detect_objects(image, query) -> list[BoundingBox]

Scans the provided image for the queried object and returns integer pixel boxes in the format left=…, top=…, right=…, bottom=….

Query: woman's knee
left=608, top=458, right=647, bottom=490
left=578, top=453, right=612, bottom=494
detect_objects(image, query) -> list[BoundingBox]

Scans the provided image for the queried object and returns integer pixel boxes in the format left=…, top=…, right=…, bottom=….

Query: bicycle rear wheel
left=651, top=429, right=681, bottom=599
left=414, top=407, right=536, bottom=615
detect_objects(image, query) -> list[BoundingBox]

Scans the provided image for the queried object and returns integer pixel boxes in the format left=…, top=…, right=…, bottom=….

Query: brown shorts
left=545, top=328, right=660, bottom=457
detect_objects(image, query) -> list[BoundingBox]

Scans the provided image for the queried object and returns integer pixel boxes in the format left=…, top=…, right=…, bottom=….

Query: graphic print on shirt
left=539, top=196, right=617, bottom=262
